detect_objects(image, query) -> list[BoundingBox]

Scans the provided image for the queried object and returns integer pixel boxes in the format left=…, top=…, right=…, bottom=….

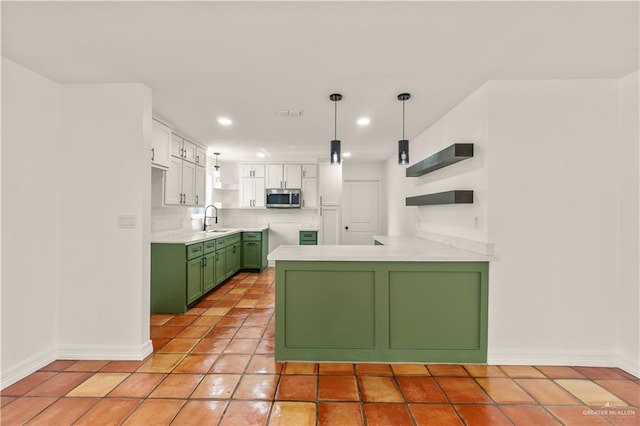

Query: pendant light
left=213, top=152, right=221, bottom=177
left=330, top=93, right=342, bottom=164
left=398, top=93, right=411, bottom=165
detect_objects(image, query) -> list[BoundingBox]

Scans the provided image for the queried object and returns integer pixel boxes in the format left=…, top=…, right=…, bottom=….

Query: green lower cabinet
left=242, top=241, right=261, bottom=269
left=185, top=258, right=203, bottom=305
left=214, top=249, right=226, bottom=285
left=225, top=243, right=241, bottom=278
left=203, top=252, right=216, bottom=293
left=275, top=260, right=489, bottom=363
left=299, top=230, right=317, bottom=245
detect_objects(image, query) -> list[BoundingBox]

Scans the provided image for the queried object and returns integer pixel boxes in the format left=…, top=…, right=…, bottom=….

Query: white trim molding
left=55, top=340, right=153, bottom=361
left=0, top=347, right=57, bottom=390
left=488, top=349, right=620, bottom=368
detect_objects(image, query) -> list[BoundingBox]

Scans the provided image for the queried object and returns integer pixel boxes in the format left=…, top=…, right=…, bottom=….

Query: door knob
left=345, top=226, right=349, bottom=230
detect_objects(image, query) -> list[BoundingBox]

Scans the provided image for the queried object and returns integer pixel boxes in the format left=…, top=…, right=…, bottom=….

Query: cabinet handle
left=195, top=195, right=199, bottom=205
left=320, top=196, right=323, bottom=205
left=302, top=170, right=306, bottom=177
left=320, top=207, right=323, bottom=216
left=302, top=199, right=305, bottom=207
left=151, top=147, right=155, bottom=161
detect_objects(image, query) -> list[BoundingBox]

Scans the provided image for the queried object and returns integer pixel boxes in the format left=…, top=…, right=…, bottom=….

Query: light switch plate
left=118, top=215, right=137, bottom=228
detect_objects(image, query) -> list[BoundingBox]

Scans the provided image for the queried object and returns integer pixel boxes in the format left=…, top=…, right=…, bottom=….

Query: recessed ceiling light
left=343, top=152, right=352, bottom=158
left=217, top=117, right=232, bottom=126
left=357, top=117, right=370, bottom=126
left=256, top=152, right=266, bottom=158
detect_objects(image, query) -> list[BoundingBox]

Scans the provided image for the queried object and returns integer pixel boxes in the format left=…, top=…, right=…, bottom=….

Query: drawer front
left=243, top=232, right=262, bottom=242
left=300, top=231, right=317, bottom=241
left=300, top=240, right=317, bottom=245
left=203, top=239, right=217, bottom=254
left=186, top=243, right=204, bottom=260
left=216, top=237, right=227, bottom=249
left=227, top=234, right=241, bottom=245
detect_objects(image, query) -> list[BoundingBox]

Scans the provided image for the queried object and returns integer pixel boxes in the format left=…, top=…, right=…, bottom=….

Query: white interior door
left=342, top=180, right=380, bottom=245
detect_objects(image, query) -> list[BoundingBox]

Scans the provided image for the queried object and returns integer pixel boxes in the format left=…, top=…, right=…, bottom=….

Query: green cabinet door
left=225, top=244, right=241, bottom=278
left=243, top=241, right=261, bottom=269
left=186, top=257, right=203, bottom=304
left=214, top=249, right=226, bottom=285
left=232, top=243, right=241, bottom=273
left=203, top=252, right=216, bottom=293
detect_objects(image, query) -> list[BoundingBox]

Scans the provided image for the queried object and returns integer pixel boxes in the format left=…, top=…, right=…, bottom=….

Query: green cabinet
left=299, top=230, right=317, bottom=245
left=275, top=260, right=489, bottom=363
left=186, top=257, right=203, bottom=304
left=243, top=241, right=261, bottom=269
left=214, top=249, right=226, bottom=285
left=225, top=243, right=241, bottom=277
left=203, top=252, right=216, bottom=293
left=241, top=230, right=269, bottom=271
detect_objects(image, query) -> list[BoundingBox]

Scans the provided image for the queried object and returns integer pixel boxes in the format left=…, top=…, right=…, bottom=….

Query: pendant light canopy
left=330, top=93, right=342, bottom=164
left=398, top=93, right=411, bottom=165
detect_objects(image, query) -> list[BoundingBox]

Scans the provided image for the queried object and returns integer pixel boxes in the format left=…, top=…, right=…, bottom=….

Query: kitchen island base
left=275, top=260, right=488, bottom=363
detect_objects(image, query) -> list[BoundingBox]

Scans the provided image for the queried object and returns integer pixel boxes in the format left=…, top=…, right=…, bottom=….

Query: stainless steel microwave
left=265, top=188, right=301, bottom=208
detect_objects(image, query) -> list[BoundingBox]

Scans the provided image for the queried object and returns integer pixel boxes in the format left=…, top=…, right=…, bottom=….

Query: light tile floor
left=2, top=269, right=639, bottom=425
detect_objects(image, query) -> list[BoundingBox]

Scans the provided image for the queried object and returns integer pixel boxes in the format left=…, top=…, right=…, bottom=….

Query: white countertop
left=299, top=227, right=318, bottom=232
left=151, top=227, right=268, bottom=245
left=268, top=235, right=493, bottom=262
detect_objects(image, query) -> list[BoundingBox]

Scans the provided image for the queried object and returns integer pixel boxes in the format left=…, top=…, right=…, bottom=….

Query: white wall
left=57, top=84, right=152, bottom=359
left=1, top=60, right=153, bottom=387
left=487, top=80, right=620, bottom=367
left=1, top=59, right=61, bottom=383
left=616, top=71, right=639, bottom=374
left=383, top=76, right=639, bottom=375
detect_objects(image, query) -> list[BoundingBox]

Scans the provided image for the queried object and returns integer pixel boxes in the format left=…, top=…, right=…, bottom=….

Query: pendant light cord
left=334, top=99, right=338, bottom=140
left=402, top=100, right=405, bottom=140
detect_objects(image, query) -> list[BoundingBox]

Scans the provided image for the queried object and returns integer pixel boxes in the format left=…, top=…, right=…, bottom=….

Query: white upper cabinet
left=195, top=147, right=206, bottom=168
left=302, top=176, right=317, bottom=208
left=182, top=139, right=197, bottom=164
left=302, top=164, right=317, bottom=178
left=151, top=119, right=172, bottom=170
left=164, top=156, right=184, bottom=205
left=266, top=164, right=302, bottom=189
left=240, top=177, right=265, bottom=208
left=171, top=133, right=183, bottom=158
left=240, top=164, right=265, bottom=178
left=195, top=166, right=206, bottom=206
left=318, top=162, right=342, bottom=206
left=181, top=161, right=196, bottom=205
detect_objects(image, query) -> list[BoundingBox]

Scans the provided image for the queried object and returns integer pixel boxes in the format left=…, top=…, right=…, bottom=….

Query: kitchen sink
left=206, top=229, right=230, bottom=233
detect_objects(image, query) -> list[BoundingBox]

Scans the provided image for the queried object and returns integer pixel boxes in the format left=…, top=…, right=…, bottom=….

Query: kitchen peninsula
left=268, top=236, right=491, bottom=363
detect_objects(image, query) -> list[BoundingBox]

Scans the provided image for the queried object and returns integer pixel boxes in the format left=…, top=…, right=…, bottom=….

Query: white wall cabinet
left=240, top=164, right=265, bottom=178
left=265, top=164, right=302, bottom=189
left=165, top=133, right=206, bottom=206
left=195, top=166, right=206, bottom=207
left=302, top=164, right=317, bottom=178
left=151, top=119, right=172, bottom=170
left=318, top=162, right=342, bottom=206
left=195, top=147, right=206, bottom=167
left=240, top=177, right=265, bottom=208
left=302, top=176, right=317, bottom=208
left=319, top=206, right=341, bottom=245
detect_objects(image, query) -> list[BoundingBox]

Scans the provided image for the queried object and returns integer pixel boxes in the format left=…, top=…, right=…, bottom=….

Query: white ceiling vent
left=276, top=110, right=303, bottom=117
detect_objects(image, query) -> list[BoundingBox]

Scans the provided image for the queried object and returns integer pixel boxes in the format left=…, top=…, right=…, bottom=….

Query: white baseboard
left=616, top=352, right=640, bottom=378
left=1, top=340, right=154, bottom=390
left=487, top=349, right=620, bottom=367
left=0, top=347, right=57, bottom=390
left=56, top=340, right=153, bottom=361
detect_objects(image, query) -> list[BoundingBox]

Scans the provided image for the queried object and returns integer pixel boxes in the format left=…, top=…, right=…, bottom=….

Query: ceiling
left=2, top=1, right=638, bottom=163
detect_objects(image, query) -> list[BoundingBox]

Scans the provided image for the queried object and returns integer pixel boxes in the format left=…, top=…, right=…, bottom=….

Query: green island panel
left=389, top=271, right=481, bottom=350
left=283, top=269, right=375, bottom=349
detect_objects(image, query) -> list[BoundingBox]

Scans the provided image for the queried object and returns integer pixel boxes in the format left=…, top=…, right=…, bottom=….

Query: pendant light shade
left=398, top=93, right=411, bottom=165
left=330, top=93, right=342, bottom=164
left=213, top=152, right=221, bottom=177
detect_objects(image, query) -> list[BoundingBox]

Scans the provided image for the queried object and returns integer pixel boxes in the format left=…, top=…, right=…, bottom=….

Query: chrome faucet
left=203, top=204, right=218, bottom=231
